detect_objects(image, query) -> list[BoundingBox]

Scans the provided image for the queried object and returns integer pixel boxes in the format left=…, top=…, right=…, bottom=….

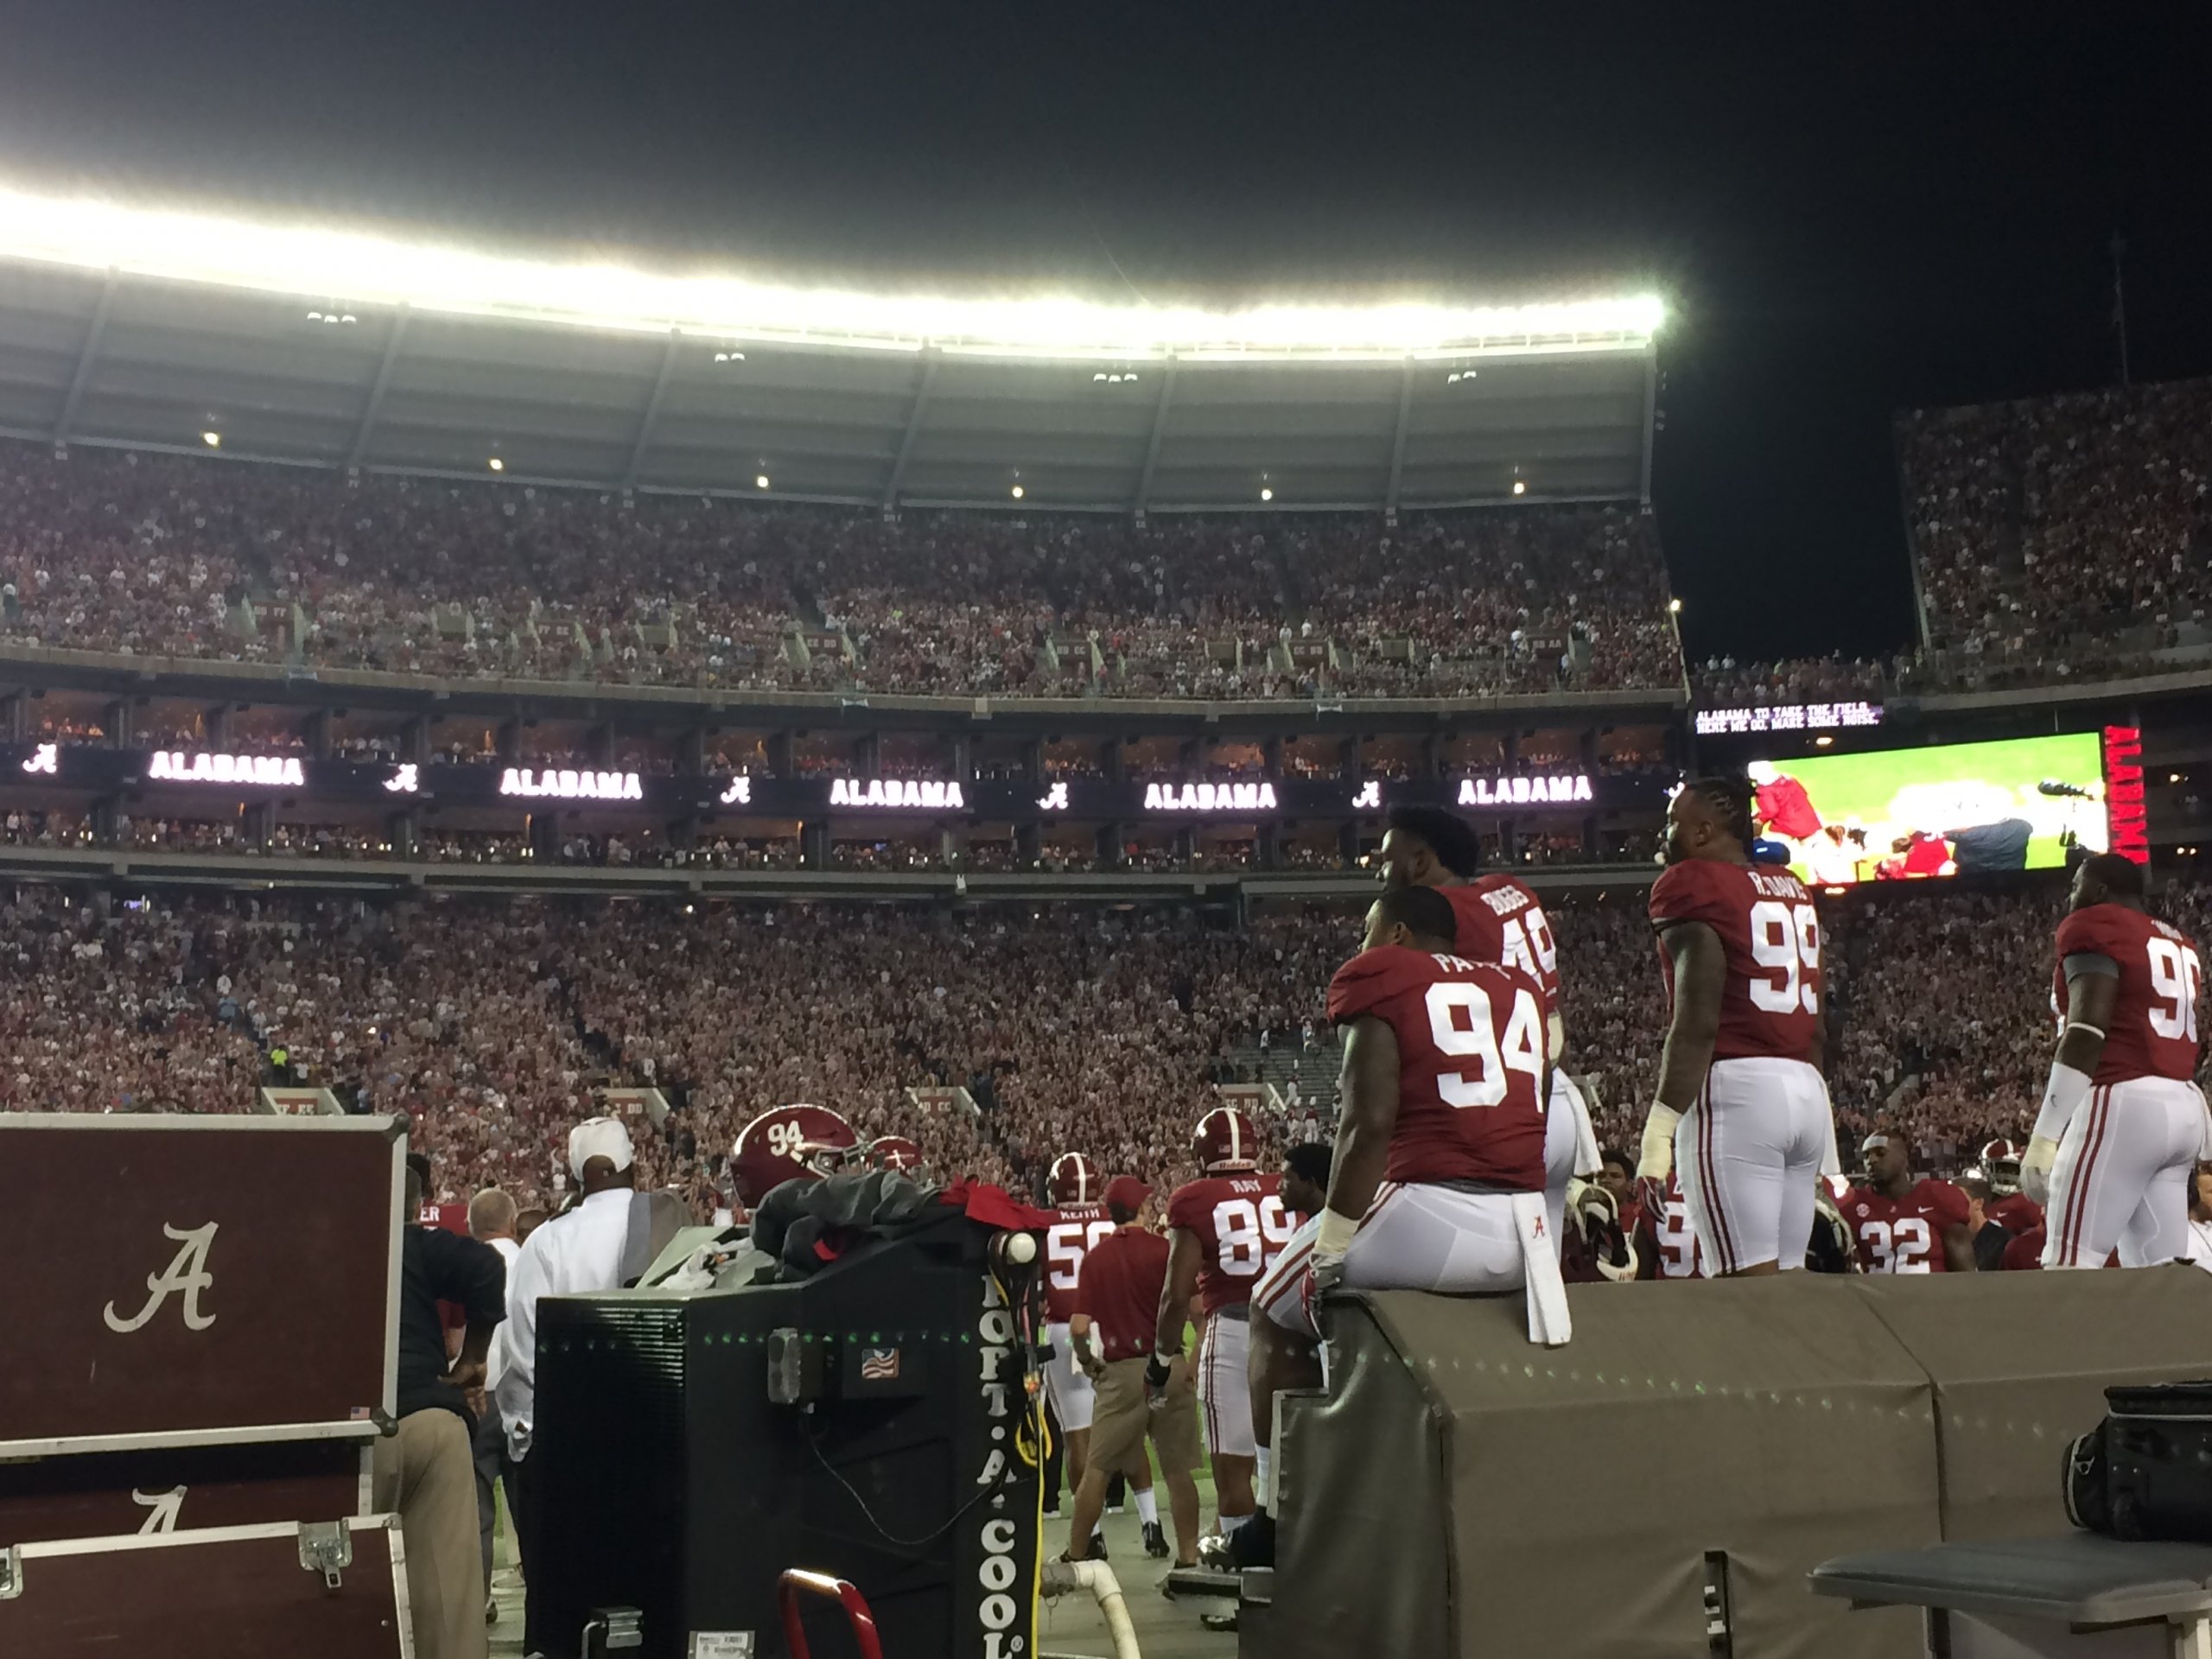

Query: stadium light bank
left=0, top=183, right=1664, bottom=362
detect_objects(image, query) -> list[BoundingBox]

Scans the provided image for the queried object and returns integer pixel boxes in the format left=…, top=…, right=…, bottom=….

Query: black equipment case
left=530, top=1205, right=1044, bottom=1659
left=2068, top=1381, right=2212, bottom=1542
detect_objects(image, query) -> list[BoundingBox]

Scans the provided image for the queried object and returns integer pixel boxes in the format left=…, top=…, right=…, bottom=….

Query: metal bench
left=1812, top=1534, right=2212, bottom=1658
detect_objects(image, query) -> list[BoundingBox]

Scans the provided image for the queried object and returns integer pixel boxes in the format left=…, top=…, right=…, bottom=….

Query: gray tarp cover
left=1270, top=1270, right=2212, bottom=1658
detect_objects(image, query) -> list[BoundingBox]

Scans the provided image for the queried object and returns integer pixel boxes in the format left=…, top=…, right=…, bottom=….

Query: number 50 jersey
left=1325, top=944, right=1548, bottom=1191
left=1649, top=859, right=1824, bottom=1064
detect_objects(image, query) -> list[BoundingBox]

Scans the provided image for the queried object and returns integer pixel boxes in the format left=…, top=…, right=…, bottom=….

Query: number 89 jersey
left=1166, top=1173, right=1294, bottom=1318
left=1325, top=944, right=1548, bottom=1191
left=1649, top=859, right=1823, bottom=1063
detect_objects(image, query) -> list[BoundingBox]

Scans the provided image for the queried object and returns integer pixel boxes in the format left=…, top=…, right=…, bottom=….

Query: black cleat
left=1228, top=1508, right=1276, bottom=1569
left=1142, top=1521, right=1170, bottom=1559
left=1088, top=1530, right=1109, bottom=1561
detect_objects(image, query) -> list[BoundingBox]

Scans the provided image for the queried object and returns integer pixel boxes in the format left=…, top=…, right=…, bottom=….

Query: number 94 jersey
left=2053, top=904, right=2204, bottom=1084
left=1166, top=1172, right=1294, bottom=1318
left=1325, top=944, right=1548, bottom=1192
left=1649, top=860, right=1823, bottom=1063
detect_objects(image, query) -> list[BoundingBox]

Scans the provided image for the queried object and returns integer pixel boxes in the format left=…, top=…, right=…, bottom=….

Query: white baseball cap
left=568, top=1116, right=635, bottom=1179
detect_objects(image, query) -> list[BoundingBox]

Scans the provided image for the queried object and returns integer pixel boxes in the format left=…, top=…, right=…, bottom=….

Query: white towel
left=1514, top=1190, right=1573, bottom=1347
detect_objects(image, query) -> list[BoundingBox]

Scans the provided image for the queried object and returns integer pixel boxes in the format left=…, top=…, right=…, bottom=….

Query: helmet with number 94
left=868, top=1135, right=926, bottom=1176
left=1049, top=1151, right=1100, bottom=1206
left=1193, top=1105, right=1259, bottom=1173
left=1979, top=1138, right=2023, bottom=1197
left=732, top=1104, right=860, bottom=1206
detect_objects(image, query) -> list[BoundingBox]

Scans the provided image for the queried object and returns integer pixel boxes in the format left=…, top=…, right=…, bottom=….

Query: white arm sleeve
left=2032, top=1058, right=2094, bottom=1146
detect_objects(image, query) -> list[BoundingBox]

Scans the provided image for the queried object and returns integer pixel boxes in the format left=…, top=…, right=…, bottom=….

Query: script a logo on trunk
left=103, top=1222, right=219, bottom=1333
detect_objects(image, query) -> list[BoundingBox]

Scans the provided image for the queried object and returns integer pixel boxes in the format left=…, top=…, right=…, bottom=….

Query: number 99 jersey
left=1649, top=859, right=1824, bottom=1063
left=1165, top=1172, right=1294, bottom=1318
left=1325, top=944, right=1548, bottom=1191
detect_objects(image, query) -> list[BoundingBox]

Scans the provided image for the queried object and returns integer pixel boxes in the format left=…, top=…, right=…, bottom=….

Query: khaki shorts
left=1087, top=1353, right=1199, bottom=1478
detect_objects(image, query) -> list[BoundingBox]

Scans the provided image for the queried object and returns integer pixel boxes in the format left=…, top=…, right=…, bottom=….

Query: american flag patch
left=860, top=1346, right=899, bottom=1381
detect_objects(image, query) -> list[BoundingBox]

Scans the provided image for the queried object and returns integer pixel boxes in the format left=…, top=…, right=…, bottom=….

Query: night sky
left=2, top=2, right=2206, bottom=665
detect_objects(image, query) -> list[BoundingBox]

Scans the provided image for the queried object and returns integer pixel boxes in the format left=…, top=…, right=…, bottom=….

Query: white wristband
left=2033, top=1059, right=2094, bottom=1145
left=1315, top=1207, right=1359, bottom=1257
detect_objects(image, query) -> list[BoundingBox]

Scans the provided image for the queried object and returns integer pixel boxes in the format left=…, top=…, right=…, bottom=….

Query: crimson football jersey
left=1040, top=1202, right=1114, bottom=1325
left=1649, top=859, right=1823, bottom=1063
left=1325, top=944, right=1548, bottom=1190
left=1842, top=1179, right=1970, bottom=1274
left=1637, top=1173, right=1703, bottom=1280
left=1446, top=877, right=1562, bottom=1027
left=2052, top=905, right=2204, bottom=1085
left=1165, top=1171, right=1292, bottom=1318
left=1983, top=1191, right=2044, bottom=1238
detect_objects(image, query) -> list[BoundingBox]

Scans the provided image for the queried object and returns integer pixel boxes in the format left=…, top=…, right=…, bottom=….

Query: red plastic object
left=778, top=1568, right=885, bottom=1659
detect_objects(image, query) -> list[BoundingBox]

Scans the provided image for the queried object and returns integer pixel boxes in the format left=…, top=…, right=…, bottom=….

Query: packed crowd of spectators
left=1689, top=654, right=1892, bottom=709
left=1897, top=376, right=2212, bottom=689
left=0, top=442, right=1682, bottom=702
left=8, top=873, right=2205, bottom=1221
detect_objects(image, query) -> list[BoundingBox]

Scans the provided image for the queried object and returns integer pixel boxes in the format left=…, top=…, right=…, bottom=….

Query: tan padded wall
left=1853, top=1268, right=2212, bottom=1541
left=1275, top=1277, right=1938, bottom=1657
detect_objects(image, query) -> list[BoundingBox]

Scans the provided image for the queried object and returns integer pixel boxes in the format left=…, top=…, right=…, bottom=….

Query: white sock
left=1221, top=1510, right=1252, bottom=1535
left=1254, top=1446, right=1274, bottom=1510
left=1134, top=1488, right=1160, bottom=1527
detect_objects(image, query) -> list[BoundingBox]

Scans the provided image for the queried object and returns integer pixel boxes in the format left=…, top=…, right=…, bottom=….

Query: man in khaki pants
left=1065, top=1175, right=1204, bottom=1571
left=380, top=1157, right=507, bottom=1659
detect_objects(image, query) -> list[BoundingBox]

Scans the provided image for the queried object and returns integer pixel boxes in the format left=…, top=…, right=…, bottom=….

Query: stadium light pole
left=2109, top=231, right=2131, bottom=390
left=52, top=267, right=118, bottom=447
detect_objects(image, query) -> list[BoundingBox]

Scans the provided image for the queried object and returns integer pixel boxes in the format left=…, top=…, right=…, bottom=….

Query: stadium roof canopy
left=0, top=183, right=1660, bottom=513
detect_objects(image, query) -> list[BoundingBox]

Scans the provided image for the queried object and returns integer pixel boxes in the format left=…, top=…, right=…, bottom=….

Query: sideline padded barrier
left=1851, top=1268, right=2212, bottom=1542
left=1267, top=1270, right=2212, bottom=1658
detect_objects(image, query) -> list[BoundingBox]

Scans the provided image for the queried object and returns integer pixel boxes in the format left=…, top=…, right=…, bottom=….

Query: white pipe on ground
left=1039, top=1556, right=1142, bottom=1659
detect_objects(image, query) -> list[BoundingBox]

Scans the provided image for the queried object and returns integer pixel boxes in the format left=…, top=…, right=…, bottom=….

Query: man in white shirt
left=2183, top=1169, right=2212, bottom=1274
left=492, top=1118, right=639, bottom=1654
left=467, top=1187, right=521, bottom=1621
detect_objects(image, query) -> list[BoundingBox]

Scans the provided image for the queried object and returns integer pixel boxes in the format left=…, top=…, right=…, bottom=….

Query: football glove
left=1144, top=1351, right=1174, bottom=1408
left=2019, top=1135, right=2061, bottom=1208
left=1310, top=1249, right=1346, bottom=1300
left=1637, top=1102, right=1682, bottom=1181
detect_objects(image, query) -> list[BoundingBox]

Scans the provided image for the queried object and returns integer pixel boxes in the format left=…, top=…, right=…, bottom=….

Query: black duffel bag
left=2066, top=1382, right=2212, bottom=1542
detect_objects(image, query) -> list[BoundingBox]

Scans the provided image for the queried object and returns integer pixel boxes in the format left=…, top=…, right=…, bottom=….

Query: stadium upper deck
left=0, top=182, right=1660, bottom=513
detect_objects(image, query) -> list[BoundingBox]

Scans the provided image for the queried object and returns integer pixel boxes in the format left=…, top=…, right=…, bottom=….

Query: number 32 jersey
left=1649, top=860, right=1824, bottom=1063
left=1325, top=944, right=1548, bottom=1191
left=1843, top=1179, right=1969, bottom=1274
left=1166, top=1172, right=1291, bottom=1318
left=2053, top=904, right=2203, bottom=1084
